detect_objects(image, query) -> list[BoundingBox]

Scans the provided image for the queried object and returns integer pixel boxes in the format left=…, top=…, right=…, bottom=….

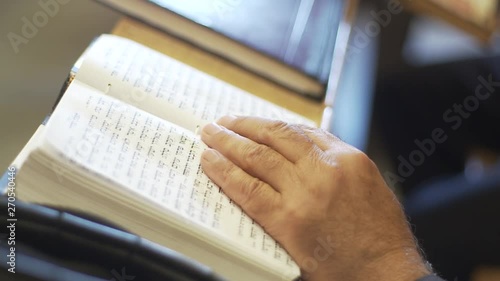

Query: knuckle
left=242, top=144, right=267, bottom=165
left=239, top=178, right=267, bottom=212
left=213, top=128, right=231, bottom=142
left=260, top=120, right=289, bottom=142
left=268, top=120, right=289, bottom=132
left=245, top=178, right=266, bottom=199
left=307, top=153, right=345, bottom=185
left=263, top=154, right=283, bottom=171
left=220, top=161, right=238, bottom=186
left=351, top=151, right=376, bottom=170
left=283, top=203, right=304, bottom=220
left=212, top=129, right=240, bottom=150
left=329, top=150, right=378, bottom=186
left=230, top=115, right=246, bottom=127
left=242, top=144, right=283, bottom=172
left=318, top=128, right=335, bottom=139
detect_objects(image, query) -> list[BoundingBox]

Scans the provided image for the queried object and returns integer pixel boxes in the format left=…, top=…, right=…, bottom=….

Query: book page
left=74, top=35, right=315, bottom=133
left=44, top=80, right=299, bottom=274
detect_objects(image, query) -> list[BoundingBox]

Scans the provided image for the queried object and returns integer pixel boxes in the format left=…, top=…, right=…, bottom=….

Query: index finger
left=200, top=149, right=280, bottom=226
left=217, top=116, right=317, bottom=163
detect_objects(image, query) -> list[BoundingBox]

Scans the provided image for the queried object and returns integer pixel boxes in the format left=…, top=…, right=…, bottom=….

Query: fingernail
left=202, top=149, right=220, bottom=163
left=218, top=115, right=237, bottom=126
left=203, top=123, right=222, bottom=136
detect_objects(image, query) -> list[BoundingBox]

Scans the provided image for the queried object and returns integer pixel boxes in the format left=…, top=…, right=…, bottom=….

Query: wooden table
left=111, top=0, right=359, bottom=129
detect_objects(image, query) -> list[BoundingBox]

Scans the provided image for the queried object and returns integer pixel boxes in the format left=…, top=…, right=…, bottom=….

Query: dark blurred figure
left=369, top=1, right=500, bottom=279
left=376, top=56, right=500, bottom=281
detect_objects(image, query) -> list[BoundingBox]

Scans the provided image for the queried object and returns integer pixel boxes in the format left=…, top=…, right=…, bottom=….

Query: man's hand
left=200, top=116, right=431, bottom=281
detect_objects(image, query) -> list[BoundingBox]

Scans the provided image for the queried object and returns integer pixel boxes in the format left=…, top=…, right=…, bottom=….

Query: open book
left=95, top=0, right=346, bottom=98
left=14, top=35, right=315, bottom=281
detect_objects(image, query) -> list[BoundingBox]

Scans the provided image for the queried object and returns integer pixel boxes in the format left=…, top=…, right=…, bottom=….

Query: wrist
left=298, top=246, right=431, bottom=281
left=355, top=246, right=431, bottom=281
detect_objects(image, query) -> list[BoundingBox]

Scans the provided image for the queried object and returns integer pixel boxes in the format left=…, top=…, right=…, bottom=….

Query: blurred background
left=0, top=0, right=499, bottom=280
left=0, top=0, right=119, bottom=170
